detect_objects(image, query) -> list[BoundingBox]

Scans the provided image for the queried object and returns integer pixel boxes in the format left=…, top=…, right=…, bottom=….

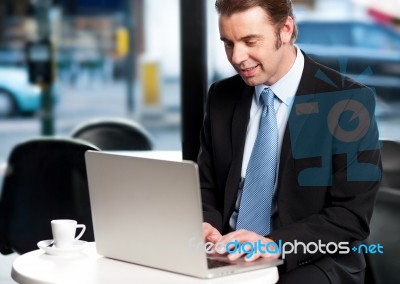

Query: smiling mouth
left=240, top=64, right=260, bottom=77
left=241, top=65, right=259, bottom=72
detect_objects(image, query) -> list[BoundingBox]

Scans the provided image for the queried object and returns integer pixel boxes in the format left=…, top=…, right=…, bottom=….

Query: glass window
left=207, top=1, right=235, bottom=84
left=0, top=0, right=182, bottom=190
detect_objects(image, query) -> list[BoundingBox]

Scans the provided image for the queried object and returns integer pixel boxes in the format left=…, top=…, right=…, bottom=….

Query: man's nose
left=231, top=45, right=248, bottom=65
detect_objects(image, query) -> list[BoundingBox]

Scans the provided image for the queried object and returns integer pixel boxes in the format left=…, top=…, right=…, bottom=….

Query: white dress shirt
left=229, top=46, right=305, bottom=231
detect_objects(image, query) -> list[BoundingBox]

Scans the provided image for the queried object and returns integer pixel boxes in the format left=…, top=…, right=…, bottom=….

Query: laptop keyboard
left=207, top=258, right=236, bottom=269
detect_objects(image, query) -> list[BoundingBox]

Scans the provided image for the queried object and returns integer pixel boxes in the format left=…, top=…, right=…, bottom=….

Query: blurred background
left=0, top=1, right=398, bottom=183
left=0, top=0, right=400, bottom=283
left=0, top=0, right=399, bottom=177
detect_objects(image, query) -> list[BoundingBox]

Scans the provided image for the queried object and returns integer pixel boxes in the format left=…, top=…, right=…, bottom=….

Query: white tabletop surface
left=12, top=243, right=279, bottom=284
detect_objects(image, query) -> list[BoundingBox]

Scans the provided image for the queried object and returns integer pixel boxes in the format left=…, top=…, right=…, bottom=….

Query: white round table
left=12, top=243, right=279, bottom=284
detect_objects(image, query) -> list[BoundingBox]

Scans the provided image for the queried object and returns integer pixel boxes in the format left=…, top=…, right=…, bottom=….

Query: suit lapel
left=223, top=84, right=253, bottom=227
left=284, top=54, right=319, bottom=149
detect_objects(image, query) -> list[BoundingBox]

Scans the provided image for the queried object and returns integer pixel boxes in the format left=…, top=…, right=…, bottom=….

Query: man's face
left=219, top=7, right=294, bottom=86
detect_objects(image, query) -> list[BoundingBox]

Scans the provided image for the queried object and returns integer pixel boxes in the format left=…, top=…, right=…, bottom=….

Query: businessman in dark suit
left=198, top=0, right=381, bottom=283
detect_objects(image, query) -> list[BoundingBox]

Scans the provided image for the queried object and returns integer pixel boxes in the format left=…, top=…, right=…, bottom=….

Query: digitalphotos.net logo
left=288, top=59, right=382, bottom=186
left=188, top=238, right=383, bottom=259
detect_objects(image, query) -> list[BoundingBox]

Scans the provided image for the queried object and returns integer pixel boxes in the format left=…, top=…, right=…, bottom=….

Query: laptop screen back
left=85, top=151, right=209, bottom=277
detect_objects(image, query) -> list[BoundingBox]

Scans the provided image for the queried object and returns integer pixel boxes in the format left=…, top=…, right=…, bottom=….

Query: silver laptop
left=85, top=151, right=282, bottom=278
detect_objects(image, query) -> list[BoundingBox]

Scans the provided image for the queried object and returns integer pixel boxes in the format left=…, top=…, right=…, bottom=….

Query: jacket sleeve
left=197, top=83, right=223, bottom=232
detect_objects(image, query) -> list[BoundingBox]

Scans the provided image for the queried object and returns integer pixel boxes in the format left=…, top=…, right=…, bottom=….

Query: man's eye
left=224, top=42, right=233, bottom=49
left=246, top=41, right=257, bottom=46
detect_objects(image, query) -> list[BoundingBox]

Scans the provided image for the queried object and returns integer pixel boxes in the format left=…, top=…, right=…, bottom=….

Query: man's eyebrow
left=220, top=34, right=262, bottom=42
left=241, top=35, right=262, bottom=41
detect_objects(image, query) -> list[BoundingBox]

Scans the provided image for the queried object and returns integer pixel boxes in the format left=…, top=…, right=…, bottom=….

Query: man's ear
left=280, top=16, right=294, bottom=44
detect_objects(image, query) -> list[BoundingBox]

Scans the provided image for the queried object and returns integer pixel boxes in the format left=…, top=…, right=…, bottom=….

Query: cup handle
left=75, top=224, right=86, bottom=240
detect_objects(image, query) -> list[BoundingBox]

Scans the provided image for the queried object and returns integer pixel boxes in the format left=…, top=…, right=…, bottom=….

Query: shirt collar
left=254, top=45, right=304, bottom=106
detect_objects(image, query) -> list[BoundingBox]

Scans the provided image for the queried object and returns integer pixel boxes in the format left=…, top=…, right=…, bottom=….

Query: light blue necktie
left=236, top=88, right=278, bottom=236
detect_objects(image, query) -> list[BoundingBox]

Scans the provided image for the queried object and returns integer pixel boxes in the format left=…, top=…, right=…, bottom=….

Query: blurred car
left=296, top=20, right=400, bottom=101
left=0, top=67, right=42, bottom=117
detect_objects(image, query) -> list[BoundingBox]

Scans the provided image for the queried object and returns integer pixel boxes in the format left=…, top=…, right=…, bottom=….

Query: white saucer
left=37, top=240, right=89, bottom=256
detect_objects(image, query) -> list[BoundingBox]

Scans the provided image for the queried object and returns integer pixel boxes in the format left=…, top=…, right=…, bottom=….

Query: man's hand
left=218, top=229, right=281, bottom=262
left=202, top=222, right=222, bottom=243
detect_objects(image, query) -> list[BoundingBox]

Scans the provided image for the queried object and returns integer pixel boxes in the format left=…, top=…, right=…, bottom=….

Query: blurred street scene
left=0, top=0, right=399, bottom=205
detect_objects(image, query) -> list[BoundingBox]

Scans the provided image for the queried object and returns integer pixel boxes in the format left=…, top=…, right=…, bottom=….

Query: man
left=198, top=0, right=381, bottom=283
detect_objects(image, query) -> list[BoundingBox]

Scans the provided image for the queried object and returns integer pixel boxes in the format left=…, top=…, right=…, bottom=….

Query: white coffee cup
left=51, top=219, right=86, bottom=248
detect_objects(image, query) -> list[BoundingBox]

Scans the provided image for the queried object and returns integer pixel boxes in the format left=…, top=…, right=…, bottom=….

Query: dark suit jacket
left=197, top=52, right=381, bottom=282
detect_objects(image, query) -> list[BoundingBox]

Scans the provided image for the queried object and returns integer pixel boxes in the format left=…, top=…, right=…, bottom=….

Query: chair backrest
left=70, top=117, right=153, bottom=151
left=364, top=139, right=400, bottom=283
left=0, top=138, right=100, bottom=254
left=366, top=186, right=400, bottom=284
left=380, top=139, right=400, bottom=188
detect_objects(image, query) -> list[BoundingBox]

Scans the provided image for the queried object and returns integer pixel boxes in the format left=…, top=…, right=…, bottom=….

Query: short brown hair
left=215, top=0, right=298, bottom=44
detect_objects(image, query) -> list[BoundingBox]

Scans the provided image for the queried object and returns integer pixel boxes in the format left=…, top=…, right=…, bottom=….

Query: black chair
left=379, top=139, right=400, bottom=188
left=364, top=139, right=400, bottom=284
left=365, top=187, right=400, bottom=284
left=0, top=138, right=99, bottom=255
left=70, top=117, right=154, bottom=151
